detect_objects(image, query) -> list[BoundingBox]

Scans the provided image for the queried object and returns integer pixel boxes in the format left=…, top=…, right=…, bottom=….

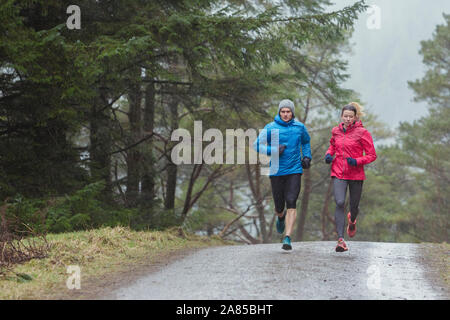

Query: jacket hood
left=274, top=114, right=295, bottom=126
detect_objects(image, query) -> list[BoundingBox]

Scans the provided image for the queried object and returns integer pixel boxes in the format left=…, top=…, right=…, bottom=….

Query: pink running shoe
left=335, top=238, right=348, bottom=252
left=347, top=212, right=357, bottom=238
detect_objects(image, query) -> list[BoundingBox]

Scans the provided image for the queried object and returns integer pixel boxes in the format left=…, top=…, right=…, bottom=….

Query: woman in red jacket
left=325, top=102, right=377, bottom=252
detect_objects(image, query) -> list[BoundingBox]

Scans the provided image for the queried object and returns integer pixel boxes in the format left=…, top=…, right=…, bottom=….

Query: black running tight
left=269, top=173, right=302, bottom=214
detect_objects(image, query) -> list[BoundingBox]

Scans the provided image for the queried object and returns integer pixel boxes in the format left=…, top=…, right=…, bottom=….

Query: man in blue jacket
left=253, top=99, right=311, bottom=250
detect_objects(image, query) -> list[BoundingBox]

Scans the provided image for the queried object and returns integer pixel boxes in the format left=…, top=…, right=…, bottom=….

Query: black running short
left=269, top=173, right=302, bottom=214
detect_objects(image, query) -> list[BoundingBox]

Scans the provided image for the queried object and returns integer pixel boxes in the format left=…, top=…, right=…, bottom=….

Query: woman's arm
left=326, top=133, right=336, bottom=156
left=355, top=130, right=377, bottom=165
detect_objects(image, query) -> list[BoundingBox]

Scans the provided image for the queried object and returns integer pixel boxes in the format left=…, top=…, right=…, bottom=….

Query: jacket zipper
left=342, top=126, right=346, bottom=179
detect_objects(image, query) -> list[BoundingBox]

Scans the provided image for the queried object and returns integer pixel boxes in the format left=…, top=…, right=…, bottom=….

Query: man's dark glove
left=325, top=154, right=333, bottom=164
left=278, top=144, right=286, bottom=155
left=346, top=157, right=357, bottom=166
left=302, top=157, right=311, bottom=169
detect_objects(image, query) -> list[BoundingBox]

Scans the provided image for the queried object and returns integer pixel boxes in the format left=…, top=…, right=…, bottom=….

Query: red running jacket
left=326, top=120, right=377, bottom=180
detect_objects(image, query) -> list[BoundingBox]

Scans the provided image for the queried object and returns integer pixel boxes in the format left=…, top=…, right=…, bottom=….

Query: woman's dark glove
left=278, top=144, right=286, bottom=155
left=302, top=157, right=311, bottom=169
left=346, top=157, right=357, bottom=166
left=325, top=154, right=333, bottom=164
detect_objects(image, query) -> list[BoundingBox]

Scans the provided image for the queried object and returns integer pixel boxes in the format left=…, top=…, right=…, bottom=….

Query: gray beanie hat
left=278, top=99, right=295, bottom=117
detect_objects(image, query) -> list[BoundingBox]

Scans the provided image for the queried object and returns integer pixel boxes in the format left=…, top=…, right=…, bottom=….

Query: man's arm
left=253, top=125, right=275, bottom=156
left=301, top=126, right=312, bottom=160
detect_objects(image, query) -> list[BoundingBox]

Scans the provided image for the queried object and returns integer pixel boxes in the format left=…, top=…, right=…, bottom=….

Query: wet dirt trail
left=104, top=241, right=449, bottom=300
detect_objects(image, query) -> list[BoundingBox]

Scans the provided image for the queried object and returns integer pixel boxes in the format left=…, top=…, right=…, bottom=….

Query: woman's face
left=280, top=108, right=293, bottom=122
left=341, top=110, right=356, bottom=127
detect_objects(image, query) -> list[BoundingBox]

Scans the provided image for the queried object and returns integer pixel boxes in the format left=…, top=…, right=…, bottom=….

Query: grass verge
left=419, top=242, right=450, bottom=297
left=0, top=226, right=236, bottom=299
left=430, top=243, right=449, bottom=285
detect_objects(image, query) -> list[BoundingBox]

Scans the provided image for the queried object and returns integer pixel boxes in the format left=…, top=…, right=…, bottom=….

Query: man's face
left=280, top=108, right=293, bottom=122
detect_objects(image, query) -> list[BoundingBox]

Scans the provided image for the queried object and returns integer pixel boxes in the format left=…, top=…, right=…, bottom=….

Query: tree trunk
left=181, top=164, right=202, bottom=219
left=246, top=163, right=268, bottom=243
left=164, top=92, right=178, bottom=210
left=164, top=51, right=182, bottom=211
left=254, top=164, right=268, bottom=243
left=238, top=223, right=260, bottom=244
left=125, top=79, right=142, bottom=207
left=89, top=95, right=112, bottom=202
left=295, top=169, right=311, bottom=241
left=141, top=79, right=156, bottom=205
left=321, top=178, right=334, bottom=240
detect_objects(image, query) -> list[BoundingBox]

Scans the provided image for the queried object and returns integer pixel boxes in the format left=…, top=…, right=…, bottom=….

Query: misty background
left=329, top=0, right=449, bottom=129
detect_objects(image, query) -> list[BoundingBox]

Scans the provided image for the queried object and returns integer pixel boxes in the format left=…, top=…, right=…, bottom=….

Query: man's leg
left=270, top=176, right=287, bottom=234
left=284, top=174, right=301, bottom=238
left=270, top=176, right=286, bottom=216
left=285, top=208, right=297, bottom=237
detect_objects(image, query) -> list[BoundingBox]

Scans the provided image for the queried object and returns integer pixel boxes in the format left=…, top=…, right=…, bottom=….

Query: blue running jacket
left=253, top=114, right=311, bottom=176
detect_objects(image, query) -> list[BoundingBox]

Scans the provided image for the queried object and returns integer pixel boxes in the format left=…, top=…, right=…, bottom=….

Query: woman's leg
left=333, top=178, right=348, bottom=239
left=348, top=180, right=364, bottom=222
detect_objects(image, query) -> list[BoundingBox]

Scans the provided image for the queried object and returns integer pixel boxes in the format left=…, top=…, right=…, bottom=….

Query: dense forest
left=0, top=0, right=448, bottom=243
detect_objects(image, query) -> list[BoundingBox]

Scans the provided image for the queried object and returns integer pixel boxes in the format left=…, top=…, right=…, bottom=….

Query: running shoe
left=282, top=235, right=292, bottom=251
left=276, top=210, right=286, bottom=234
left=335, top=238, right=348, bottom=252
left=347, top=212, right=357, bottom=238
